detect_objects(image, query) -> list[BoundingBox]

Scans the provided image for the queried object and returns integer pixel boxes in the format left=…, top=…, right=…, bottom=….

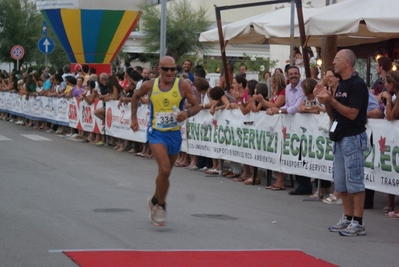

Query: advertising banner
left=186, top=109, right=282, bottom=172
left=280, top=114, right=334, bottom=181
left=1, top=92, right=398, bottom=195
left=104, top=101, right=147, bottom=143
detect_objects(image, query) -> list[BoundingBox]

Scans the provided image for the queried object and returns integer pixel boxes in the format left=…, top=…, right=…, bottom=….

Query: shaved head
left=158, top=56, right=177, bottom=83
left=340, top=49, right=356, bottom=67
left=159, top=56, right=175, bottom=66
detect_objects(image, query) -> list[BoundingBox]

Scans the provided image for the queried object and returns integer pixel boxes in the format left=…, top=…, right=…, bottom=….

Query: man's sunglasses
left=160, top=66, right=176, bottom=72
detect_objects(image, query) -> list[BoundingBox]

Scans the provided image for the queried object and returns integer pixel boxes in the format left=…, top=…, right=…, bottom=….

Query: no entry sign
left=10, top=45, right=25, bottom=60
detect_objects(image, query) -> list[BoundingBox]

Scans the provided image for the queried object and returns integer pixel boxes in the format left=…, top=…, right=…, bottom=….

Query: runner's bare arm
left=176, top=81, right=202, bottom=122
left=130, top=81, right=152, bottom=132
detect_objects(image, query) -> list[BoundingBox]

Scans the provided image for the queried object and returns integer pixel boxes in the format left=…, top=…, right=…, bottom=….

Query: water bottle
left=173, top=105, right=184, bottom=126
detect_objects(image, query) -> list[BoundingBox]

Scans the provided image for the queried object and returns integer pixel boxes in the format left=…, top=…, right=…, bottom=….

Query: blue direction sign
left=38, top=37, right=55, bottom=54
left=42, top=21, right=47, bottom=37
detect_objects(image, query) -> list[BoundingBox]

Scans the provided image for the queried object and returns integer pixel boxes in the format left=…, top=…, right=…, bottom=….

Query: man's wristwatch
left=278, top=109, right=282, bottom=114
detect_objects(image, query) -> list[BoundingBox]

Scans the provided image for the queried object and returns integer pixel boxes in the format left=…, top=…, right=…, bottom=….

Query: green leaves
left=235, top=53, right=279, bottom=73
left=0, top=0, right=68, bottom=70
left=0, top=0, right=41, bottom=64
left=140, top=0, right=212, bottom=61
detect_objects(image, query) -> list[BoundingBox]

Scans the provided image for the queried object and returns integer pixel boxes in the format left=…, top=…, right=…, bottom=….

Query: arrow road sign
left=38, top=37, right=55, bottom=54
left=42, top=21, right=47, bottom=37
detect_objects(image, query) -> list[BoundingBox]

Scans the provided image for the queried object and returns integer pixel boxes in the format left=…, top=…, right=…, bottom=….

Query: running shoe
left=328, top=215, right=351, bottom=232
left=146, top=197, right=166, bottom=226
left=339, top=220, right=366, bottom=236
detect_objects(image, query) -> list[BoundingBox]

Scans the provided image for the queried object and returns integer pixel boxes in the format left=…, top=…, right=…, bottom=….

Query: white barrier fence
left=1, top=92, right=398, bottom=195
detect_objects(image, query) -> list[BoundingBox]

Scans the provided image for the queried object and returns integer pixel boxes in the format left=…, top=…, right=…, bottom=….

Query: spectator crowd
left=1, top=52, right=399, bottom=224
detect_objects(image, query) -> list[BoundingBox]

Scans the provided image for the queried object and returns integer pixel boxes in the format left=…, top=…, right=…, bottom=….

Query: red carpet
left=63, top=249, right=338, bottom=267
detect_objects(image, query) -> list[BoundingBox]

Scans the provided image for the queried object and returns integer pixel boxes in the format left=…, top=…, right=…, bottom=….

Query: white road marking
left=0, top=135, right=12, bottom=141
left=20, top=134, right=52, bottom=141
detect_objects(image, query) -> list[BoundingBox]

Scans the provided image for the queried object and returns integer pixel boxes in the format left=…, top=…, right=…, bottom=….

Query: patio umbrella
left=307, top=0, right=399, bottom=42
left=200, top=2, right=398, bottom=47
left=199, top=10, right=271, bottom=44
left=199, top=6, right=321, bottom=46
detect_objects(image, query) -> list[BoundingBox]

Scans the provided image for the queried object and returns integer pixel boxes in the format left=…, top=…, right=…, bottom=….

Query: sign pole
left=17, top=60, right=19, bottom=71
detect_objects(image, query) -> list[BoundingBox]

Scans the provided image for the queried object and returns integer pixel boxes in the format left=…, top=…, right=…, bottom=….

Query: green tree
left=0, top=0, right=69, bottom=71
left=140, top=0, right=212, bottom=62
left=0, top=0, right=42, bottom=70
left=234, top=53, right=279, bottom=74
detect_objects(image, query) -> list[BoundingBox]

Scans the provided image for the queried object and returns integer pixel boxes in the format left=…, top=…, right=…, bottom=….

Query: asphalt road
left=0, top=120, right=397, bottom=267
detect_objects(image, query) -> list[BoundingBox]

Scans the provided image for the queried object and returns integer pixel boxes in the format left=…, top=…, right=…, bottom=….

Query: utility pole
left=289, top=0, right=295, bottom=66
left=160, top=0, right=167, bottom=58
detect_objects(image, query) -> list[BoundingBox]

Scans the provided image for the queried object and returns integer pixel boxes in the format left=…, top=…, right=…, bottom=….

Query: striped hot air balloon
left=36, top=0, right=141, bottom=67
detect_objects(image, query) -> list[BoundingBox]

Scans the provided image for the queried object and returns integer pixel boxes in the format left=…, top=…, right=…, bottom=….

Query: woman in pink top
left=227, top=75, right=249, bottom=111
left=253, top=73, right=286, bottom=114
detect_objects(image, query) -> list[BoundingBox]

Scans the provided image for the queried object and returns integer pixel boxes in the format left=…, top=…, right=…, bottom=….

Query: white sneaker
left=65, top=133, right=73, bottom=137
left=9, top=119, right=15, bottom=122
left=47, top=129, right=55, bottom=133
left=146, top=197, right=166, bottom=226
left=328, top=215, right=351, bottom=232
left=339, top=220, right=366, bottom=236
left=71, top=133, right=79, bottom=138
left=15, top=120, right=22, bottom=125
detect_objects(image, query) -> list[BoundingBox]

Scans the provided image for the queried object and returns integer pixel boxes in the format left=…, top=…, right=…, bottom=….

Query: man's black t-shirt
left=332, top=73, right=368, bottom=139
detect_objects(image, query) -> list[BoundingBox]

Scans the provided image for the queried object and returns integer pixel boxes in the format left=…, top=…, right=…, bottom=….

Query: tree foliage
left=0, top=0, right=68, bottom=70
left=140, top=0, right=212, bottom=63
left=0, top=0, right=43, bottom=68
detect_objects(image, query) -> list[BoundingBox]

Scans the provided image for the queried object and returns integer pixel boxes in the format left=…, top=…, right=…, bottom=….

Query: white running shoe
left=328, top=215, right=351, bottom=232
left=146, top=197, right=166, bottom=226
left=339, top=220, right=366, bottom=237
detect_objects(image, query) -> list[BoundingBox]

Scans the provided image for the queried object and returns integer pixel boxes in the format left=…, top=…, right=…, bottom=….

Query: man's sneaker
left=47, top=129, right=55, bottom=133
left=339, top=221, right=366, bottom=236
left=146, top=197, right=166, bottom=226
left=328, top=215, right=351, bottom=232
